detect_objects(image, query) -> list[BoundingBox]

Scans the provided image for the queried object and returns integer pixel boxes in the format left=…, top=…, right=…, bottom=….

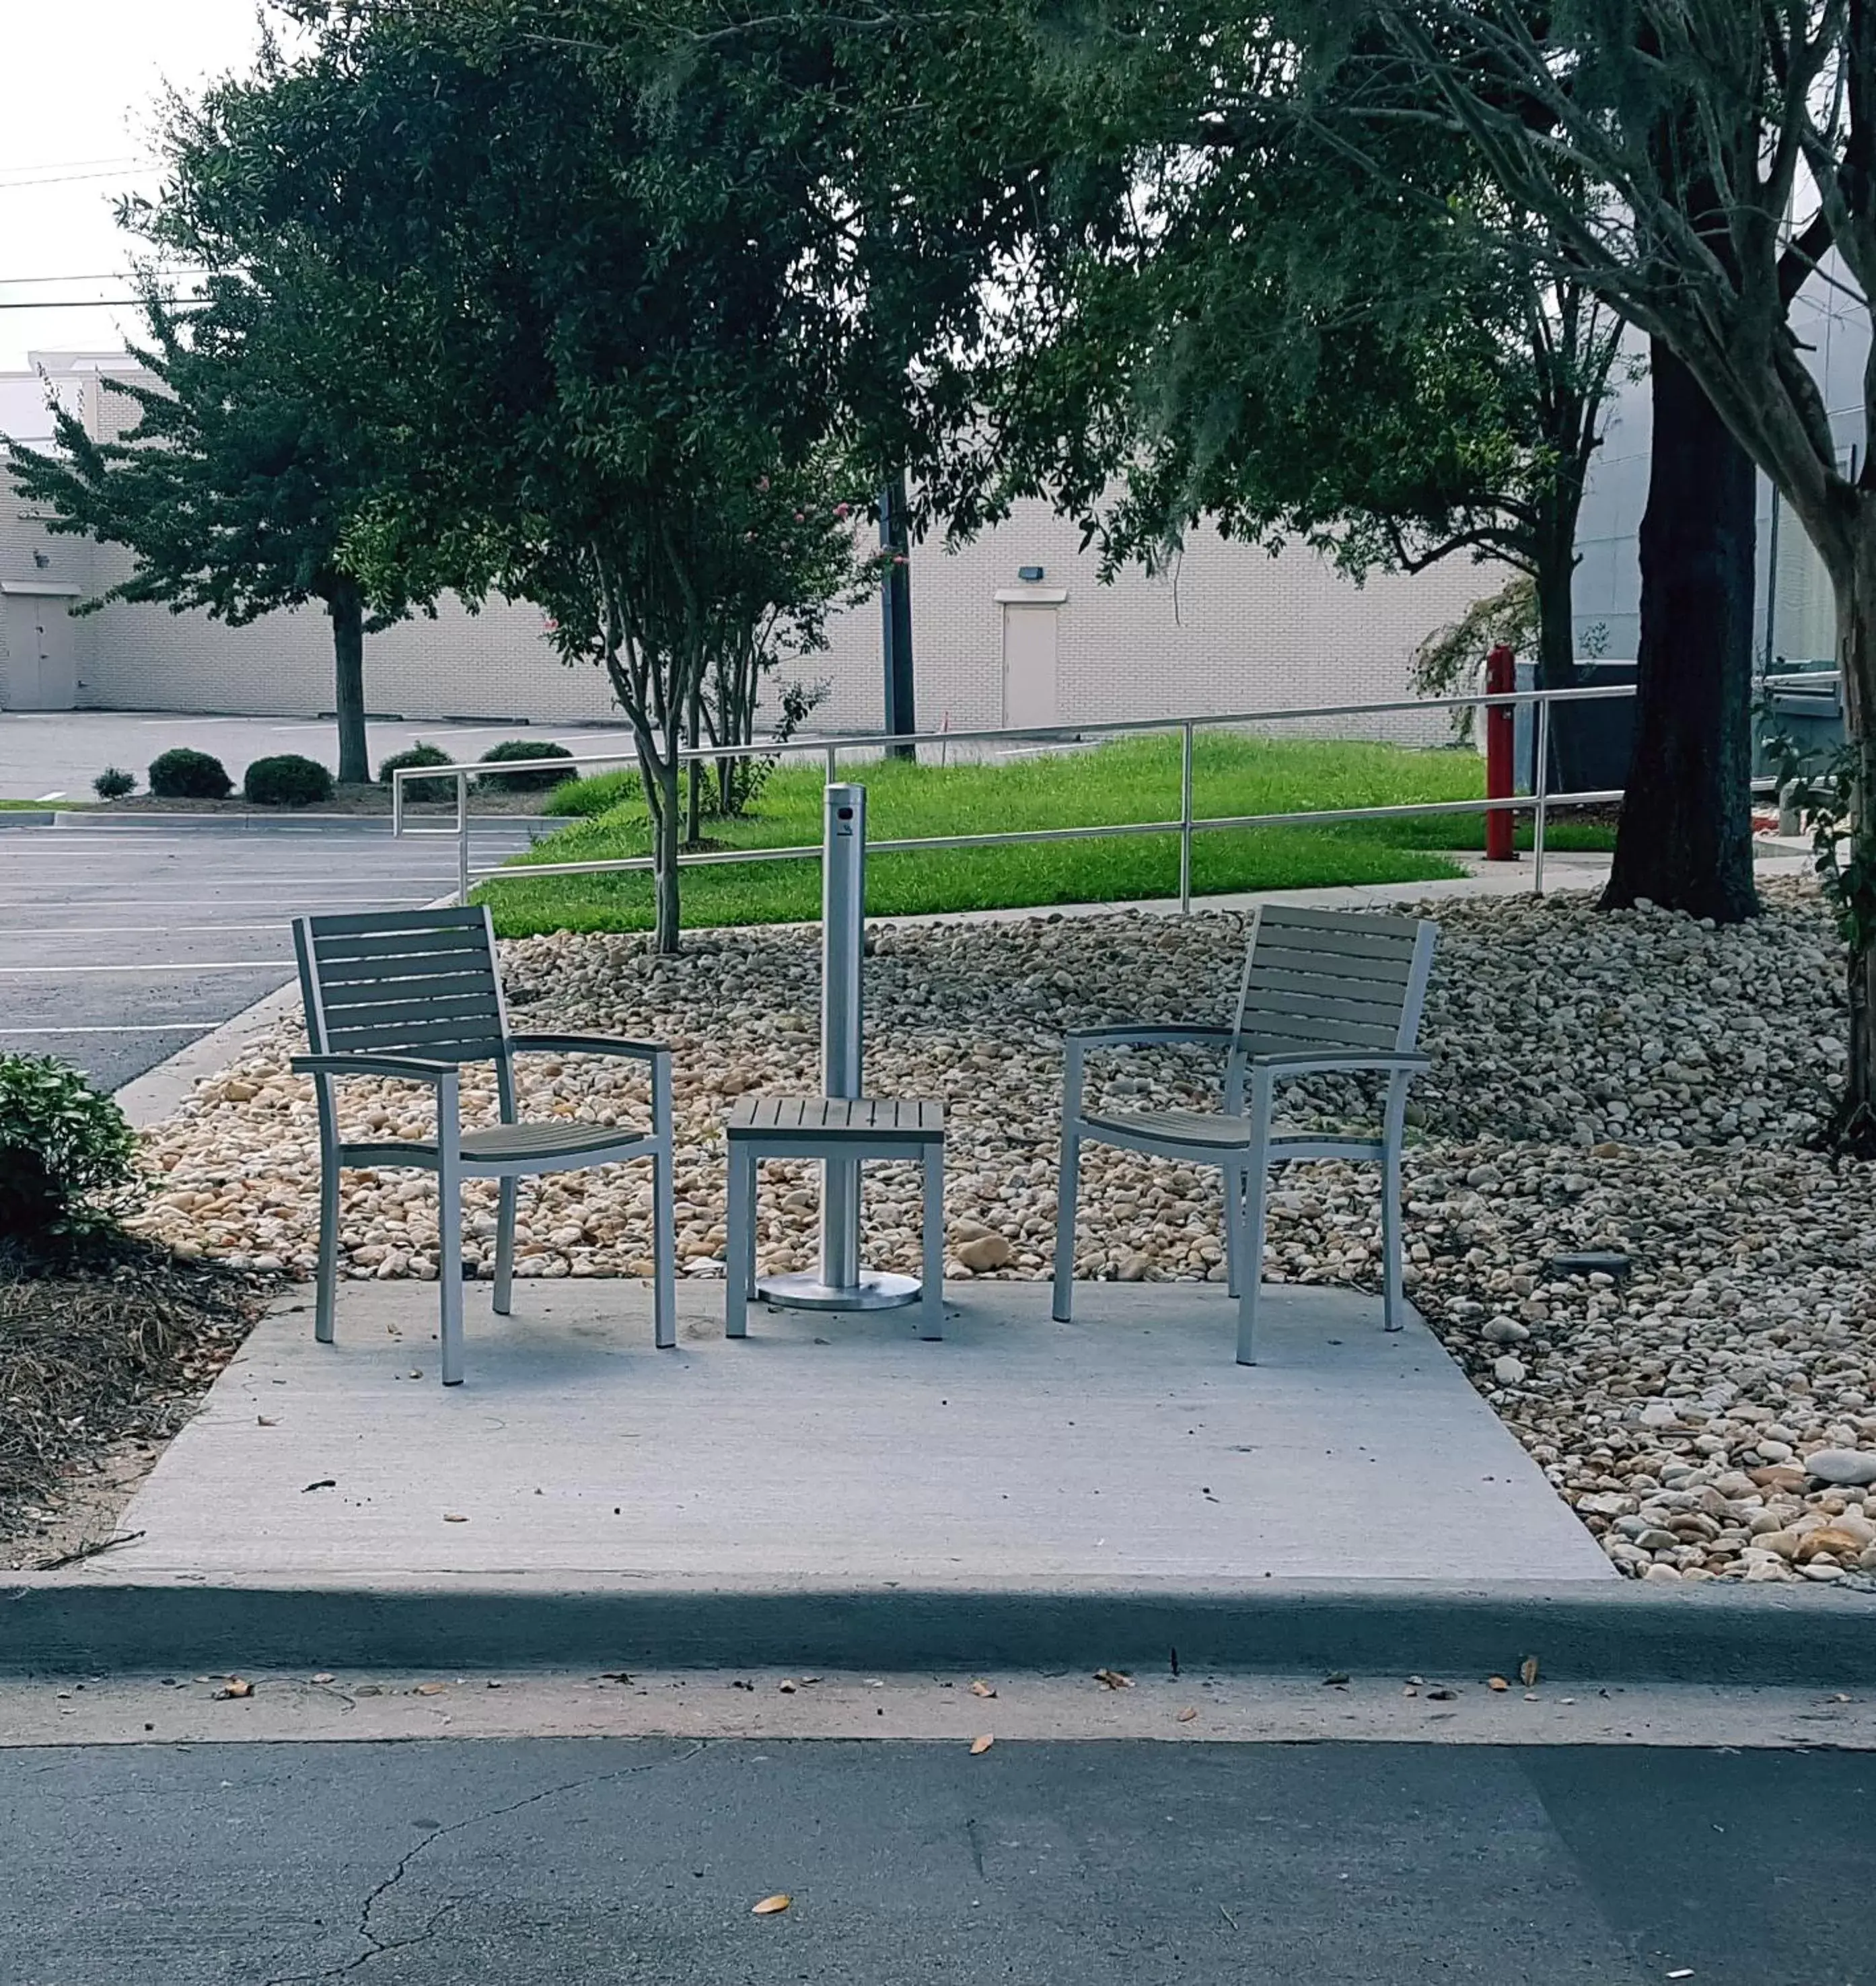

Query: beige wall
left=5, top=354, right=1504, bottom=743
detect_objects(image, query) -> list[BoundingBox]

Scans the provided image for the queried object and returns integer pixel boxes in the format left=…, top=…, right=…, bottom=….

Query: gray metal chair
left=1053, top=903, right=1438, bottom=1363
left=291, top=906, right=676, bottom=1385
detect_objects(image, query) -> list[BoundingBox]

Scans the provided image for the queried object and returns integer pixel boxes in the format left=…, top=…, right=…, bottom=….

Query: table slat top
left=728, top=1095, right=945, bottom=1140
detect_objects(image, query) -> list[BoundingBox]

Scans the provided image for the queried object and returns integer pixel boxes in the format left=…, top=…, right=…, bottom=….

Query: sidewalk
left=9, top=1277, right=1874, bottom=1683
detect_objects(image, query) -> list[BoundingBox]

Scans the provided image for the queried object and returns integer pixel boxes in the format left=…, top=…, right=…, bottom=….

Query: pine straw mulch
left=0, top=1238, right=268, bottom=1569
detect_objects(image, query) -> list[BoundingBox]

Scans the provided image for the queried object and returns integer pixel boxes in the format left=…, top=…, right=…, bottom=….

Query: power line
left=0, top=166, right=161, bottom=194
left=0, top=271, right=207, bottom=286
left=0, top=297, right=203, bottom=311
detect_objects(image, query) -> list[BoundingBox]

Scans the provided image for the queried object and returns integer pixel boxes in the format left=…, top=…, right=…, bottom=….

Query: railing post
left=1532, top=697, right=1552, bottom=896
left=392, top=769, right=404, bottom=839
left=457, top=771, right=470, bottom=907
left=1178, top=721, right=1195, bottom=915
left=825, top=742, right=838, bottom=786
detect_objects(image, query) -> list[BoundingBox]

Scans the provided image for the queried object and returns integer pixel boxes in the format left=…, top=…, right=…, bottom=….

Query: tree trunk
left=1531, top=526, right=1585, bottom=791
left=327, top=583, right=369, bottom=786
left=1832, top=516, right=1876, bottom=1139
left=685, top=684, right=702, bottom=847
left=637, top=743, right=683, bottom=956
left=1601, top=343, right=1758, bottom=922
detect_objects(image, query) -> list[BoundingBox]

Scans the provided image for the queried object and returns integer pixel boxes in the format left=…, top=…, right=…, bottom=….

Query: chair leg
left=493, top=1176, right=517, bottom=1316
left=315, top=1136, right=340, bottom=1346
left=1222, top=1163, right=1241, bottom=1297
left=652, top=1139, right=678, bottom=1351
left=1235, top=1159, right=1268, bottom=1367
left=725, top=1141, right=751, bottom=1339
left=1381, top=1136, right=1406, bottom=1333
left=1052, top=1125, right=1080, bottom=1322
left=918, top=1141, right=945, bottom=1340
left=437, top=1162, right=465, bottom=1386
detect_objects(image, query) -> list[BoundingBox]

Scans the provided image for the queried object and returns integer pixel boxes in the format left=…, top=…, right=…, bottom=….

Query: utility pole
left=879, top=470, right=915, bottom=760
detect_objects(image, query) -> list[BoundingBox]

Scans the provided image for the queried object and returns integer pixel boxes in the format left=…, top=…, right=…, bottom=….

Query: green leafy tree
left=3, top=276, right=444, bottom=785
left=1300, top=0, right=1876, bottom=1133
left=179, top=4, right=895, bottom=950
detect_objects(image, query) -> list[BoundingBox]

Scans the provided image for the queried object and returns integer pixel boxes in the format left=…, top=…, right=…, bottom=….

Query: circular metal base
left=757, top=1271, right=922, bottom=1313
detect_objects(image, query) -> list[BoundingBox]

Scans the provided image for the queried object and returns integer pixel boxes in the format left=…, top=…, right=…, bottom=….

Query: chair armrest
left=1246, top=1051, right=1430, bottom=1074
left=506, top=1033, right=668, bottom=1067
left=1062, top=1025, right=1237, bottom=1048
left=291, top=1053, right=457, bottom=1084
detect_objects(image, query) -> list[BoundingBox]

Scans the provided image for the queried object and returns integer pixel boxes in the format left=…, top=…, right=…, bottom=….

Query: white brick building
left=5, top=348, right=1515, bottom=745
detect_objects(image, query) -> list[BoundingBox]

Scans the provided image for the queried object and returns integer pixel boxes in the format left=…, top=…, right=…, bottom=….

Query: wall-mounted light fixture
left=1017, top=565, right=1045, bottom=583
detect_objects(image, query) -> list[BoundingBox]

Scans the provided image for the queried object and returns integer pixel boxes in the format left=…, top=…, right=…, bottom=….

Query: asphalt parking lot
left=0, top=819, right=541, bottom=1092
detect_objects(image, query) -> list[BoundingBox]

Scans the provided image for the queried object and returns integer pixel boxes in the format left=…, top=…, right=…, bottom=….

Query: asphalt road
left=0, top=822, right=540, bottom=1092
left=0, top=1739, right=1869, bottom=1985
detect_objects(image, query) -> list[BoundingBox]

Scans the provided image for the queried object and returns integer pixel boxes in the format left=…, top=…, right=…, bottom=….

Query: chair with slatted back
left=1052, top=903, right=1438, bottom=1364
left=291, top=905, right=676, bottom=1385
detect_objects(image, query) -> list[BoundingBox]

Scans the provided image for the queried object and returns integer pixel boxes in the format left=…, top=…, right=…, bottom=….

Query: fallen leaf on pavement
left=256, top=1416, right=277, bottom=1427
left=1426, top=1687, right=1457, bottom=1701
left=215, top=1678, right=254, bottom=1700
left=301, top=1479, right=336, bottom=1494
left=414, top=1682, right=447, bottom=1697
left=1176, top=1707, right=1198, bottom=1723
left=1488, top=1676, right=1509, bottom=1692
left=1519, top=1656, right=1540, bottom=1687
left=1093, top=1669, right=1133, bottom=1690
left=779, top=1680, right=798, bottom=1693
left=970, top=1734, right=995, bottom=1754
left=600, top=1672, right=633, bottom=1684
left=970, top=1680, right=997, bottom=1699
left=752, top=1894, right=791, bottom=1916
left=1324, top=1672, right=1351, bottom=1687
left=443, top=1513, right=468, bottom=1523
left=311, top=1673, right=335, bottom=1686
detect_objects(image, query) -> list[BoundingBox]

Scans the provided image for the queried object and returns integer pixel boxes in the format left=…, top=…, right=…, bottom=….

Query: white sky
left=0, top=0, right=270, bottom=371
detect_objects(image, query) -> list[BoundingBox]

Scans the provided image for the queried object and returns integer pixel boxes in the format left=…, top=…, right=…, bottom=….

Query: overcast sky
left=0, top=0, right=270, bottom=371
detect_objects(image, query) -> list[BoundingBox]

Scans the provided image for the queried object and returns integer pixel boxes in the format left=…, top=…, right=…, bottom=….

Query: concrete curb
left=0, top=810, right=55, bottom=827
left=48, top=810, right=570, bottom=832
left=5, top=1577, right=1872, bottom=1684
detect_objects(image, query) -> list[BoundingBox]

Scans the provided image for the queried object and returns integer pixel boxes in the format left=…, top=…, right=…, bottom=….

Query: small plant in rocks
left=0, top=1054, right=141, bottom=1252
left=378, top=741, right=456, bottom=804
left=478, top=738, right=574, bottom=793
left=92, top=766, right=135, bottom=800
left=147, top=746, right=232, bottom=800
left=243, top=753, right=335, bottom=807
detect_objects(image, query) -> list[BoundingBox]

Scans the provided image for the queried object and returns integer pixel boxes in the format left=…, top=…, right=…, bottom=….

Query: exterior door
left=3, top=594, right=78, bottom=710
left=1001, top=602, right=1059, bottom=730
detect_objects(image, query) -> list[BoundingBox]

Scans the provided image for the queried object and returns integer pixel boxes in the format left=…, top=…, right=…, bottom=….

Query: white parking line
left=0, top=953, right=289, bottom=969
left=3, top=1023, right=219, bottom=1034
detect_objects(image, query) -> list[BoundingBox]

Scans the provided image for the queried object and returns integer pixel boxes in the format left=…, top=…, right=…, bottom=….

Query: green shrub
left=477, top=737, right=575, bottom=793
left=93, top=766, right=135, bottom=800
left=0, top=1054, right=141, bottom=1248
left=377, top=741, right=457, bottom=804
left=148, top=746, right=233, bottom=800
left=544, top=767, right=641, bottom=818
left=243, top=753, right=334, bottom=807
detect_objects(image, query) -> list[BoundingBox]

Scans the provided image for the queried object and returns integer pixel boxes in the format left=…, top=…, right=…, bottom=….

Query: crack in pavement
left=259, top=1740, right=709, bottom=1984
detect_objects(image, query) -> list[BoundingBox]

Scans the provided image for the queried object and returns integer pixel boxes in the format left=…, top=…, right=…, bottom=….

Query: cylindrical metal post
left=1178, top=722, right=1194, bottom=915
left=457, top=773, right=471, bottom=906
left=1484, top=643, right=1517, bottom=862
left=758, top=781, right=919, bottom=1313
left=820, top=783, right=865, bottom=1289
left=1532, top=697, right=1552, bottom=896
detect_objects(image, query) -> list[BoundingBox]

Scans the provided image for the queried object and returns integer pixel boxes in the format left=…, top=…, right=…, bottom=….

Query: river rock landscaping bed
left=128, top=880, right=1873, bottom=1584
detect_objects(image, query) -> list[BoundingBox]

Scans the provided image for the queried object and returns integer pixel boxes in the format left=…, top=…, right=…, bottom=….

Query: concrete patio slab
left=63, top=1279, right=1614, bottom=1587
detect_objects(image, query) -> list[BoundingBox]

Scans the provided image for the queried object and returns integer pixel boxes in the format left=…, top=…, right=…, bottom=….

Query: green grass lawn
left=483, top=734, right=1615, bottom=937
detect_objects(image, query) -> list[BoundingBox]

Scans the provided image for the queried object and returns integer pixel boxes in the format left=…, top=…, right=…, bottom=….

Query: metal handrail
left=393, top=678, right=1644, bottom=909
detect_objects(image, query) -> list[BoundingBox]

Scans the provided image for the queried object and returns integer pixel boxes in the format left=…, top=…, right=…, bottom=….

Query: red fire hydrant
left=1484, top=641, right=1516, bottom=862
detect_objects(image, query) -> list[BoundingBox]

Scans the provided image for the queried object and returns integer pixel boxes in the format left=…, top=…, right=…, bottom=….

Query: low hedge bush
left=93, top=767, right=135, bottom=800
left=243, top=753, right=335, bottom=807
left=478, top=737, right=575, bottom=793
left=148, top=746, right=232, bottom=800
left=377, top=742, right=456, bottom=804
left=0, top=1053, right=141, bottom=1248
